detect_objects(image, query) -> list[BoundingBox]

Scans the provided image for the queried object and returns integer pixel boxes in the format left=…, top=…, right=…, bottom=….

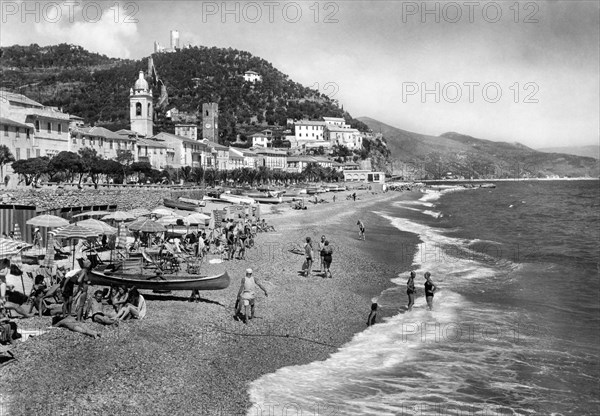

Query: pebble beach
left=0, top=187, right=421, bottom=415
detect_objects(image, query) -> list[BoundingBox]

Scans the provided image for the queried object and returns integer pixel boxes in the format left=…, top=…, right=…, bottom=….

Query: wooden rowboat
left=89, top=270, right=230, bottom=291
left=163, top=198, right=202, bottom=212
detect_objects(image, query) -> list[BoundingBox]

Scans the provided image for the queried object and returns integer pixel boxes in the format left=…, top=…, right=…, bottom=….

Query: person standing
left=406, top=271, right=416, bottom=311
left=357, top=220, right=365, bottom=241
left=303, top=237, right=313, bottom=277
left=332, top=194, right=336, bottom=203
left=235, top=268, right=268, bottom=324
left=318, top=235, right=326, bottom=273
left=322, top=240, right=333, bottom=278
left=424, top=272, right=437, bottom=311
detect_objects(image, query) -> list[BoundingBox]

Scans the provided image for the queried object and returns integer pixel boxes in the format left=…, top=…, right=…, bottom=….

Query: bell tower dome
left=130, top=71, right=153, bottom=137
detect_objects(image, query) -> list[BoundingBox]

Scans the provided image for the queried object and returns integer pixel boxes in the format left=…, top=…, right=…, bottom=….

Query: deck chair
left=141, top=249, right=165, bottom=273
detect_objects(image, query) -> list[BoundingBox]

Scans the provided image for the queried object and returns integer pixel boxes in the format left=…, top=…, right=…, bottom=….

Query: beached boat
left=163, top=198, right=202, bottom=212
left=178, top=197, right=206, bottom=207
left=220, top=193, right=255, bottom=205
left=89, top=270, right=230, bottom=291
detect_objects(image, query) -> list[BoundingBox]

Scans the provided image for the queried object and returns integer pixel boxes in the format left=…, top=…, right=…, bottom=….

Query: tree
left=77, top=147, right=100, bottom=185
left=0, top=145, right=15, bottom=182
left=130, top=161, right=153, bottom=182
left=11, top=157, right=50, bottom=186
left=116, top=149, right=134, bottom=180
left=49, top=151, right=83, bottom=183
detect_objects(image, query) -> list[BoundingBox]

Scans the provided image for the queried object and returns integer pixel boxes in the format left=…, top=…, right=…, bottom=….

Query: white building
left=244, top=71, right=262, bottom=83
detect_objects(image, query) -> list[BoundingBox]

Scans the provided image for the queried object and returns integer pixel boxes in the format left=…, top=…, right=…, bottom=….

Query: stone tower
left=130, top=71, right=153, bottom=137
left=202, top=102, right=218, bottom=141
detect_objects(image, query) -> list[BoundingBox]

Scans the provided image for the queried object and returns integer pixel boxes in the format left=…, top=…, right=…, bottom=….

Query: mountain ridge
left=357, top=117, right=599, bottom=179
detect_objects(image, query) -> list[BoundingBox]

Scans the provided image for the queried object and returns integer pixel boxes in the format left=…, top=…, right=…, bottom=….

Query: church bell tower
left=202, top=102, right=218, bottom=141
left=130, top=71, right=153, bottom=137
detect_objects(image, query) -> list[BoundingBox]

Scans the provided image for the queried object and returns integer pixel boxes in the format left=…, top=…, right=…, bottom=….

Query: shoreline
left=0, top=188, right=421, bottom=415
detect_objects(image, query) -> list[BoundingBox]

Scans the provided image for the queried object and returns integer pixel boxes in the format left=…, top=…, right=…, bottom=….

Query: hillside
left=537, top=145, right=599, bottom=159
left=0, top=43, right=368, bottom=143
left=358, top=117, right=599, bottom=179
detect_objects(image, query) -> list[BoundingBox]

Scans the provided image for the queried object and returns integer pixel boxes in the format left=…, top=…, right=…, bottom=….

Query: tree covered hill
left=0, top=43, right=368, bottom=143
left=358, top=117, right=599, bottom=179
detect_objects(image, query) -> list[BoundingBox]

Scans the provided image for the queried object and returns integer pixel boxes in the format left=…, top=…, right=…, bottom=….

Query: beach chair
left=141, top=249, right=165, bottom=273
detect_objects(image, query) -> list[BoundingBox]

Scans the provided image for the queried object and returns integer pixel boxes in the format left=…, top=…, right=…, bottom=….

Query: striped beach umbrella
left=26, top=214, right=69, bottom=228
left=53, top=224, right=99, bottom=267
left=118, top=223, right=128, bottom=249
left=128, top=219, right=166, bottom=233
left=75, top=219, right=117, bottom=235
left=0, top=238, right=33, bottom=259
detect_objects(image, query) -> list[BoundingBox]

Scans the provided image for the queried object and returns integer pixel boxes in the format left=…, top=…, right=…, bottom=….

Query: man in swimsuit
left=235, top=268, right=268, bottom=324
left=304, top=237, right=313, bottom=277
left=406, top=271, right=416, bottom=311
left=318, top=235, right=326, bottom=273
left=424, top=272, right=437, bottom=311
left=85, top=290, right=118, bottom=326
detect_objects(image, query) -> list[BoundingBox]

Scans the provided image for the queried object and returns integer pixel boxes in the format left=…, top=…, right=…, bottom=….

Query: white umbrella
left=75, top=219, right=117, bottom=235
left=151, top=206, right=174, bottom=217
left=26, top=214, right=69, bottom=228
left=184, top=213, right=211, bottom=225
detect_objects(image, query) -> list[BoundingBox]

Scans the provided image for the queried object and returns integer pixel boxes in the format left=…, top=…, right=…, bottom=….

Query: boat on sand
left=89, top=270, right=230, bottom=291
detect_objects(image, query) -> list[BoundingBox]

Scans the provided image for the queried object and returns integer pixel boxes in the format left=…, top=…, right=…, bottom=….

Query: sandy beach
left=0, top=187, right=421, bottom=415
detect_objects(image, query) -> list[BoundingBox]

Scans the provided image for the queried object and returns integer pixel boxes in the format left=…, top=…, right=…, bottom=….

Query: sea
left=247, top=180, right=600, bottom=416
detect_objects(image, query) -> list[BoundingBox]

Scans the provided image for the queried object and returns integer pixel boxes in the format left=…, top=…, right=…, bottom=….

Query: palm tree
left=0, top=145, right=15, bottom=185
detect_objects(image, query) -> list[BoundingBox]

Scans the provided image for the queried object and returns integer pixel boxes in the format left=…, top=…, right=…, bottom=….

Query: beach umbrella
left=26, top=214, right=69, bottom=228
left=127, top=208, right=151, bottom=218
left=102, top=211, right=135, bottom=221
left=53, top=224, right=100, bottom=267
left=72, top=211, right=111, bottom=219
left=128, top=219, right=166, bottom=233
left=13, top=223, right=22, bottom=241
left=118, top=222, right=128, bottom=249
left=184, top=212, right=211, bottom=225
left=151, top=206, right=174, bottom=217
left=0, top=238, right=33, bottom=259
left=156, top=216, right=181, bottom=226
left=75, top=219, right=117, bottom=235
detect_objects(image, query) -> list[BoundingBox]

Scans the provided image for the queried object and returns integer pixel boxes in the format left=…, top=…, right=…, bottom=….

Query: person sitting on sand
left=357, top=220, right=365, bottom=241
left=2, top=285, right=34, bottom=318
left=424, top=272, right=437, bottom=311
left=0, top=258, right=10, bottom=309
left=406, top=271, right=416, bottom=311
left=115, top=288, right=147, bottom=321
left=85, top=290, right=118, bottom=326
left=52, top=315, right=100, bottom=339
left=110, top=286, right=128, bottom=313
left=367, top=300, right=378, bottom=326
left=304, top=237, right=314, bottom=277
left=27, top=275, right=61, bottom=317
left=235, top=268, right=268, bottom=324
left=0, top=307, right=20, bottom=345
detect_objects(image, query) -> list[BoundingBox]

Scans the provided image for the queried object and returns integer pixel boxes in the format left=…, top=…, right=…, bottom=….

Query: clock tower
left=202, top=102, right=218, bottom=141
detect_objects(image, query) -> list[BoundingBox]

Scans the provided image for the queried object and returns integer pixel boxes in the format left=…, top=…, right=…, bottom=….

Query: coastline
left=0, top=188, right=421, bottom=415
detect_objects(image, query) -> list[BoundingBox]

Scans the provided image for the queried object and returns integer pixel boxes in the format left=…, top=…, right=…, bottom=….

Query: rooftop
left=72, top=126, right=126, bottom=140
left=0, top=90, right=44, bottom=108
left=0, top=116, right=32, bottom=129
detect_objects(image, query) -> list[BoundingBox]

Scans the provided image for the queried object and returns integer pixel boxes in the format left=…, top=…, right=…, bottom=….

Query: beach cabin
left=343, top=170, right=385, bottom=184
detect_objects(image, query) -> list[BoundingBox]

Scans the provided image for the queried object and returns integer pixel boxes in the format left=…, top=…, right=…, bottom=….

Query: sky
left=1, top=0, right=599, bottom=148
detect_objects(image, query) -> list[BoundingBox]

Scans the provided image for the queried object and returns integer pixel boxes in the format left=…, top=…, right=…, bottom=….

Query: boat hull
left=89, top=270, right=230, bottom=291
left=163, top=198, right=202, bottom=212
left=220, top=194, right=256, bottom=205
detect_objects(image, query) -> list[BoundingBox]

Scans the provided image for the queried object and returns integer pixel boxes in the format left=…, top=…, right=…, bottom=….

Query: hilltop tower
left=130, top=71, right=153, bottom=137
left=170, top=30, right=180, bottom=50
left=202, top=103, right=218, bottom=141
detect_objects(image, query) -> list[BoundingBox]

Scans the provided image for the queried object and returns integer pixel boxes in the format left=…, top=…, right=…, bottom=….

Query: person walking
left=357, top=220, right=365, bottom=241
left=322, top=240, right=333, bottom=278
left=318, top=235, right=326, bottom=273
left=424, top=272, right=437, bottom=311
left=235, top=268, right=268, bottom=324
left=406, top=271, right=416, bottom=311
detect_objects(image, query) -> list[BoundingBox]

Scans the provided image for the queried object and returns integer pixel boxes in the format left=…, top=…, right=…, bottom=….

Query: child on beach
left=357, top=220, right=365, bottom=241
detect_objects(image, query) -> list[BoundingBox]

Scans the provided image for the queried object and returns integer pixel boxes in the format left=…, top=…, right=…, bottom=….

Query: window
left=136, top=103, right=142, bottom=116
left=3, top=125, right=7, bottom=136
left=47, top=122, right=51, bottom=133
left=15, top=148, right=20, bottom=160
left=109, top=140, right=113, bottom=149
left=58, top=123, right=62, bottom=134
left=26, top=129, right=30, bottom=139
left=147, top=103, right=151, bottom=115
left=15, top=127, right=20, bottom=138
left=99, top=138, right=103, bottom=147
left=26, top=149, right=31, bottom=159
left=36, top=149, right=40, bottom=157
left=90, top=137, right=95, bottom=146
left=35, top=120, right=40, bottom=131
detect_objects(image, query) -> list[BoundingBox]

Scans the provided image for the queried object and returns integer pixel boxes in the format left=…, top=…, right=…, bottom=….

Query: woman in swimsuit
left=406, top=271, right=416, bottom=311
left=424, top=272, right=437, bottom=311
